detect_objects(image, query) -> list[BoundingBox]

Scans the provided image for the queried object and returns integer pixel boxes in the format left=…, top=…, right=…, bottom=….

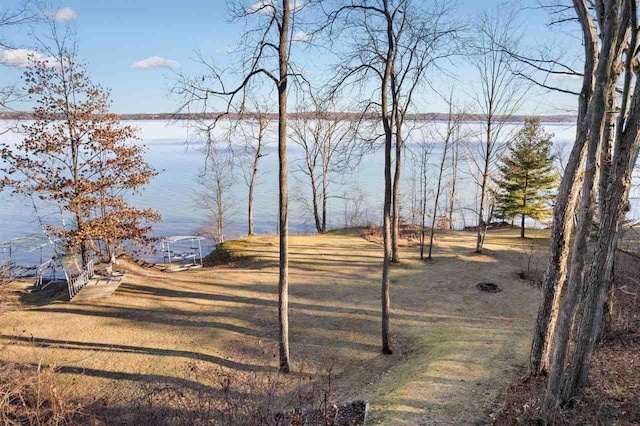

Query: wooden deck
left=70, top=274, right=124, bottom=302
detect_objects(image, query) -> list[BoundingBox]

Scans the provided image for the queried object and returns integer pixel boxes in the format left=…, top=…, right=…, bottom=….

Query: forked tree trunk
left=529, top=0, right=597, bottom=374
left=561, top=34, right=640, bottom=402
left=560, top=147, right=636, bottom=403
left=542, top=129, right=599, bottom=413
left=542, top=13, right=618, bottom=408
left=277, top=0, right=291, bottom=374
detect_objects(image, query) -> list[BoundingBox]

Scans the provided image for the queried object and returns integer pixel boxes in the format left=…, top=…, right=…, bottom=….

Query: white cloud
left=291, top=31, right=317, bottom=42
left=132, top=56, right=180, bottom=70
left=247, top=0, right=306, bottom=14
left=216, top=46, right=235, bottom=54
left=45, top=7, right=78, bottom=21
left=550, top=73, right=581, bottom=81
left=247, top=0, right=275, bottom=14
left=0, top=48, right=56, bottom=68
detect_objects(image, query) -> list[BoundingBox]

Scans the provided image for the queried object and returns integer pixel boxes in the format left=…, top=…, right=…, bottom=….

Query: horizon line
left=0, top=111, right=578, bottom=123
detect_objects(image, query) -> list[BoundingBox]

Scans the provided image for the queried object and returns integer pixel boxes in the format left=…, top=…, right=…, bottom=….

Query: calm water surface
left=2, top=119, right=636, bottom=266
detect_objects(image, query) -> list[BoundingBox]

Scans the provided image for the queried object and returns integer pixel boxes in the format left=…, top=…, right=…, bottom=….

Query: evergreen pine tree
left=495, top=118, right=558, bottom=238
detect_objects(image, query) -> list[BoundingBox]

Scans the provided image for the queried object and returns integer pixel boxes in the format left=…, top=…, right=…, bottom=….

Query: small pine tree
left=495, top=118, right=558, bottom=238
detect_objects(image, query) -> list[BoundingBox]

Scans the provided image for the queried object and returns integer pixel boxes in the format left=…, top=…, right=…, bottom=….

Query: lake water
left=1, top=119, right=637, bottom=267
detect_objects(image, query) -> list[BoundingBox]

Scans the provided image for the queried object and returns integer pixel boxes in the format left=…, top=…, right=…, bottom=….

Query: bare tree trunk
left=382, top=123, right=393, bottom=354
left=598, top=99, right=615, bottom=214
left=542, top=12, right=617, bottom=407
left=476, top=150, right=490, bottom=253
left=391, top=128, right=402, bottom=263
left=559, top=138, right=636, bottom=404
left=561, top=221, right=620, bottom=402
left=428, top=136, right=449, bottom=259
left=542, top=136, right=598, bottom=413
left=76, top=214, right=89, bottom=266
left=561, top=10, right=640, bottom=398
left=380, top=0, right=394, bottom=355
left=321, top=167, right=328, bottom=233
left=217, top=175, right=224, bottom=243
left=529, top=0, right=597, bottom=374
left=247, top=129, right=264, bottom=236
left=309, top=169, right=322, bottom=233
left=449, top=137, right=459, bottom=230
left=248, top=161, right=258, bottom=236
left=277, top=0, right=291, bottom=373
left=420, top=146, right=428, bottom=260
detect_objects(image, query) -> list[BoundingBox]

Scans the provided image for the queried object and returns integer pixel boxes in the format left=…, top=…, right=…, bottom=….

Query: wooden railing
left=65, top=259, right=95, bottom=299
left=67, top=271, right=89, bottom=299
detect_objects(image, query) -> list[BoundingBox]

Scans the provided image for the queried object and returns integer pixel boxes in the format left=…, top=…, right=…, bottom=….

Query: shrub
left=0, top=363, right=93, bottom=425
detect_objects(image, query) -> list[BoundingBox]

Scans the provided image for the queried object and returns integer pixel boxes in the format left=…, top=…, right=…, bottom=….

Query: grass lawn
left=0, top=227, right=547, bottom=424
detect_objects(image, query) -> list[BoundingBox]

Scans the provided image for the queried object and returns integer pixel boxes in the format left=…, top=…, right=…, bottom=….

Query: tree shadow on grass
left=0, top=334, right=276, bottom=373
left=16, top=280, right=69, bottom=307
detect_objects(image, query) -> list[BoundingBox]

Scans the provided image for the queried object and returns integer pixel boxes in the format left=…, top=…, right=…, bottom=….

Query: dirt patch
left=463, top=221, right=517, bottom=232
left=360, top=224, right=426, bottom=247
left=477, top=282, right=502, bottom=293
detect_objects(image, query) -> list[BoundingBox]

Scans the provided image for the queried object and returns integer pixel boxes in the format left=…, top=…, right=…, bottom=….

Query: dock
left=70, top=274, right=124, bottom=302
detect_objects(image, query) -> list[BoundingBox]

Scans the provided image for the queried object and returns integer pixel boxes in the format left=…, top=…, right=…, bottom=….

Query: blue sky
left=0, top=0, right=583, bottom=115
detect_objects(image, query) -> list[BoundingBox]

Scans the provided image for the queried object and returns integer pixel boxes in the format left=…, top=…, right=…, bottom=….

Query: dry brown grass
left=0, top=363, right=94, bottom=425
left=0, top=228, right=542, bottom=424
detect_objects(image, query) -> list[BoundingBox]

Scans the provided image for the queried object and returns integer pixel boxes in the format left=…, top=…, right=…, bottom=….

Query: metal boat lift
left=0, top=236, right=62, bottom=289
left=160, top=236, right=205, bottom=272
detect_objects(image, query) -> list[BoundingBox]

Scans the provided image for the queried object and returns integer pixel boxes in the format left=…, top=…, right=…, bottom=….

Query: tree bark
left=277, top=0, right=291, bottom=374
left=217, top=175, right=224, bottom=243
left=542, top=121, right=599, bottom=413
left=476, top=121, right=491, bottom=253
left=449, top=137, right=459, bottom=230
left=475, top=161, right=489, bottom=253
left=381, top=0, right=394, bottom=355
left=321, top=166, right=328, bottom=233
left=529, top=0, right=597, bottom=375
left=309, top=169, right=322, bottom=233
left=76, top=214, right=89, bottom=267
left=420, top=146, right=428, bottom=260
left=428, top=132, right=450, bottom=259
left=391, top=126, right=402, bottom=263
left=542, top=3, right=618, bottom=407
left=382, top=123, right=393, bottom=354
left=561, top=17, right=640, bottom=398
left=248, top=158, right=258, bottom=236
left=247, top=125, right=265, bottom=237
